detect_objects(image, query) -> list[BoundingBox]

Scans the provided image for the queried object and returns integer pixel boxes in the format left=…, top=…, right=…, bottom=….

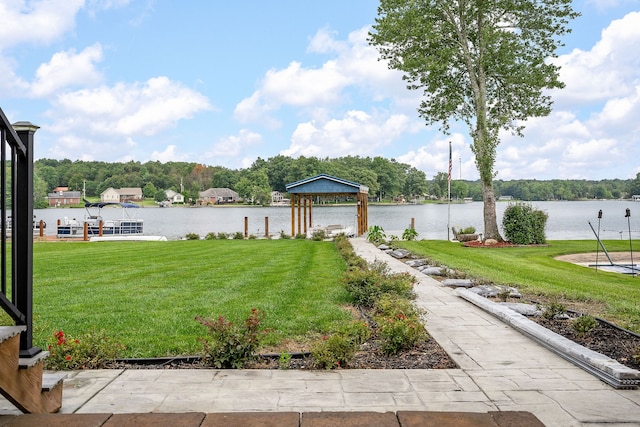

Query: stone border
left=455, top=288, right=640, bottom=389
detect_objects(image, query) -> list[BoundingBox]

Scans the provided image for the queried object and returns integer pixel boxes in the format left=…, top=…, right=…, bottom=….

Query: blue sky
left=1, top=0, right=639, bottom=181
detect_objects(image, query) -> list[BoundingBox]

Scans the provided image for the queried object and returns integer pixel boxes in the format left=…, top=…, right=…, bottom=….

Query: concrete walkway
left=2, top=238, right=640, bottom=426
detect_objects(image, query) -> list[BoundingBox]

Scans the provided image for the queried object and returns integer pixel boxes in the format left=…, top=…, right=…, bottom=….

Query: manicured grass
left=32, top=240, right=351, bottom=358
left=397, top=240, right=640, bottom=333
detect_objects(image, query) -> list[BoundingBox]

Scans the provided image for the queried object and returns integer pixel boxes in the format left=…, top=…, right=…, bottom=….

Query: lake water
left=34, top=200, right=640, bottom=241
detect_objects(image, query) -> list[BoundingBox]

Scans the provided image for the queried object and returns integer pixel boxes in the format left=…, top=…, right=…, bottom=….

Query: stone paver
left=1, top=238, right=639, bottom=426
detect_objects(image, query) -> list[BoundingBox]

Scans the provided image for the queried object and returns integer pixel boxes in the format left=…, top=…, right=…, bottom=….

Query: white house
left=100, top=187, right=144, bottom=203
left=100, top=187, right=120, bottom=202
left=165, top=190, right=185, bottom=204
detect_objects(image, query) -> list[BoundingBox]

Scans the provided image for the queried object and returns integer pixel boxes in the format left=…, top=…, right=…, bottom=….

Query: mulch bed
left=532, top=315, right=640, bottom=371
left=247, top=335, right=458, bottom=370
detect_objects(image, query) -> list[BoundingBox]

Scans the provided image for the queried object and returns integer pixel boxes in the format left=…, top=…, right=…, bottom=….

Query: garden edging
left=455, top=288, right=640, bottom=389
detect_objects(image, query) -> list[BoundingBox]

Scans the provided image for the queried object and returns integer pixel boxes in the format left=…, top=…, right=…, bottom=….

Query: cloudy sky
left=1, top=0, right=639, bottom=181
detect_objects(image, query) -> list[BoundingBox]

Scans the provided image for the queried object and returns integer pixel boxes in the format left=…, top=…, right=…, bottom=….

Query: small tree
left=370, top=1, right=579, bottom=240
left=502, top=203, right=548, bottom=244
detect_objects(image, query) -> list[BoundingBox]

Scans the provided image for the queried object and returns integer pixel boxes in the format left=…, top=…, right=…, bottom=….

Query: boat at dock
left=57, top=200, right=144, bottom=238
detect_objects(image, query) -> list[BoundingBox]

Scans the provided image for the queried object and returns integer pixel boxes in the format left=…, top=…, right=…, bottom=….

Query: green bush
left=342, top=264, right=415, bottom=308
left=542, top=300, right=566, bottom=320
left=459, top=226, right=476, bottom=234
left=367, top=225, right=386, bottom=245
left=402, top=228, right=418, bottom=241
left=374, top=295, right=427, bottom=355
left=196, top=308, right=265, bottom=368
left=502, top=202, right=548, bottom=244
left=185, top=233, right=200, bottom=240
left=233, top=232, right=244, bottom=239
left=310, top=321, right=369, bottom=369
left=294, top=233, right=307, bottom=239
left=217, top=232, right=229, bottom=240
left=45, top=329, right=126, bottom=370
left=572, top=315, right=598, bottom=337
left=205, top=232, right=217, bottom=240
left=312, top=229, right=326, bottom=241
left=279, top=230, right=291, bottom=239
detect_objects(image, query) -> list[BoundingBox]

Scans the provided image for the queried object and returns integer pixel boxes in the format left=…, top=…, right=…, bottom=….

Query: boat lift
left=588, top=208, right=637, bottom=276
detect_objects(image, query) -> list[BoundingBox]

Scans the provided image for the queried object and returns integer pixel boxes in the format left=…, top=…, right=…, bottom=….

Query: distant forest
left=34, top=156, right=640, bottom=208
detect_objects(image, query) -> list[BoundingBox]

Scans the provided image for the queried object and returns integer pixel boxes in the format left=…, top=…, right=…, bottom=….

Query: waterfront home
left=100, top=187, right=144, bottom=203
left=199, top=188, right=239, bottom=204
left=165, top=189, right=185, bottom=204
left=47, top=187, right=81, bottom=206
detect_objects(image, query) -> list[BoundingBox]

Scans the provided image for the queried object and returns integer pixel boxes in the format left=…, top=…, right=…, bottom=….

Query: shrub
left=205, top=232, right=217, bottom=240
left=502, top=202, right=548, bottom=244
left=45, top=329, right=126, bottom=370
left=196, top=308, right=265, bottom=368
left=402, top=228, right=418, bottom=241
left=334, top=235, right=368, bottom=269
left=342, top=264, right=415, bottom=308
left=278, top=352, right=292, bottom=369
left=367, top=225, right=386, bottom=245
left=542, top=300, right=566, bottom=320
left=572, top=315, right=598, bottom=337
left=217, top=232, right=229, bottom=240
left=310, top=321, right=369, bottom=369
left=279, top=230, right=291, bottom=239
left=311, top=229, right=326, bottom=241
left=294, top=233, right=307, bottom=239
left=460, top=226, right=476, bottom=234
left=374, top=295, right=427, bottom=355
left=233, top=232, right=244, bottom=240
left=185, top=233, right=200, bottom=240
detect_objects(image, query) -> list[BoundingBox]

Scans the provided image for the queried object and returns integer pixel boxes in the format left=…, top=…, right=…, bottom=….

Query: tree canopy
left=369, top=0, right=578, bottom=240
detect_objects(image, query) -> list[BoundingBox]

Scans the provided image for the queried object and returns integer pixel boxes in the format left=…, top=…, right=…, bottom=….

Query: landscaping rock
left=377, top=244, right=390, bottom=251
left=388, top=249, right=410, bottom=259
left=484, top=239, right=499, bottom=246
left=441, top=278, right=474, bottom=288
left=499, top=302, right=541, bottom=317
left=469, top=284, right=501, bottom=297
left=469, top=284, right=522, bottom=299
left=405, top=259, right=428, bottom=268
left=421, top=266, right=447, bottom=276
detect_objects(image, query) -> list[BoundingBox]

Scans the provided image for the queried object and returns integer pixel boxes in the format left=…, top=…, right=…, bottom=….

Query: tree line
left=33, top=156, right=640, bottom=208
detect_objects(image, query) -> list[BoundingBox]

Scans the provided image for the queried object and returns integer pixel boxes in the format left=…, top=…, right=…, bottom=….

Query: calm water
left=34, top=200, right=640, bottom=241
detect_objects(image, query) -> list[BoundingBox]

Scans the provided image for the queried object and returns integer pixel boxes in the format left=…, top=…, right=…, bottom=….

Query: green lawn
left=32, top=240, right=351, bottom=358
left=397, top=239, right=640, bottom=333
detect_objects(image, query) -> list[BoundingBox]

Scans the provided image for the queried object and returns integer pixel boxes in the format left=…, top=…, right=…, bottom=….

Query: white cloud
left=151, top=144, right=187, bottom=162
left=31, top=44, right=104, bottom=97
left=551, top=11, right=640, bottom=106
left=42, top=77, right=211, bottom=161
left=49, top=76, right=211, bottom=136
left=397, top=134, right=469, bottom=178
left=0, top=0, right=85, bottom=51
left=0, top=56, right=29, bottom=95
left=282, top=110, right=417, bottom=158
left=234, top=26, right=411, bottom=126
left=205, top=129, right=263, bottom=159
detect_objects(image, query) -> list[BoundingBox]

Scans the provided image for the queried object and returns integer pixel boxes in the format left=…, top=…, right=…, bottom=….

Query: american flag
left=448, top=142, right=452, bottom=183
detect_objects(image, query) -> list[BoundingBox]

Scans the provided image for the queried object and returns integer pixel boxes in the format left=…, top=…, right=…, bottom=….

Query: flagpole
left=447, top=141, right=451, bottom=241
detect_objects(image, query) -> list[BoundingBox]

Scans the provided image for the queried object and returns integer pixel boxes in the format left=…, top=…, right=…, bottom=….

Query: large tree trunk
left=482, top=179, right=503, bottom=241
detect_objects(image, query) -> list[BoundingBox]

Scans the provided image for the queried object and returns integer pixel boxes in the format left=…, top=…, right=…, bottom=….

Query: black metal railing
left=0, top=107, right=40, bottom=357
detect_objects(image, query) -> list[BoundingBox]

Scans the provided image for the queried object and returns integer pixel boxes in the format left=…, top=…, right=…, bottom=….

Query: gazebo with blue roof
left=285, top=174, right=369, bottom=237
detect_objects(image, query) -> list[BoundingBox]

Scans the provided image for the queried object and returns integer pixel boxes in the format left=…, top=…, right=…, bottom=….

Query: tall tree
left=370, top=0, right=578, bottom=240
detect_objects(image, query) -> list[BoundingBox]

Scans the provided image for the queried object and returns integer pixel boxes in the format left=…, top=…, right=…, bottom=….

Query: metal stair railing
left=0, top=106, right=40, bottom=357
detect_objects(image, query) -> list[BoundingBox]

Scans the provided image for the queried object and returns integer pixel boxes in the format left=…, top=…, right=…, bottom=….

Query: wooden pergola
left=285, top=174, right=369, bottom=237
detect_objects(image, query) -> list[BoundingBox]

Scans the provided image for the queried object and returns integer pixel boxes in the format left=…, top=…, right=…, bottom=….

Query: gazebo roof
left=285, top=174, right=369, bottom=195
